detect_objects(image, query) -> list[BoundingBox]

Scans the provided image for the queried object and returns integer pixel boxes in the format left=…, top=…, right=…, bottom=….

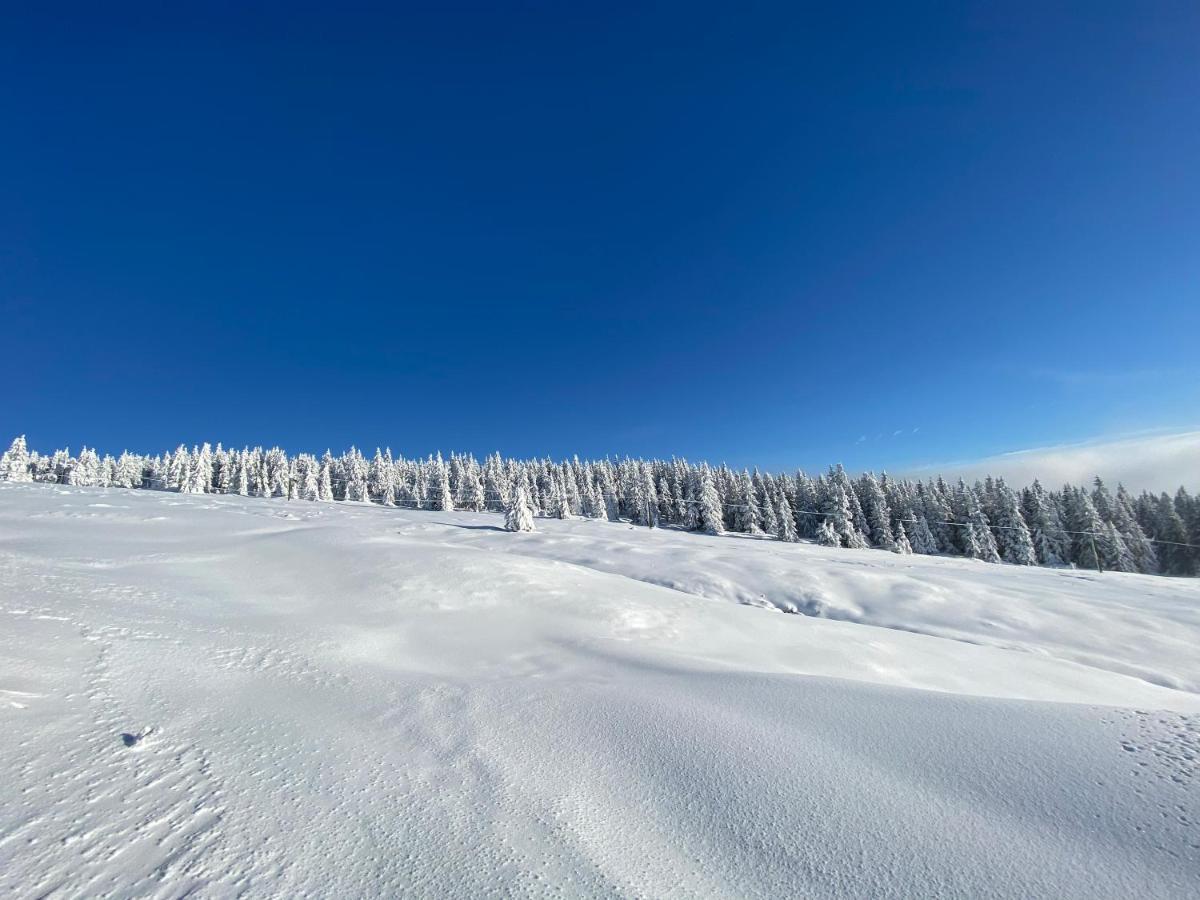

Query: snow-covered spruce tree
left=1022, top=480, right=1068, bottom=567
left=550, top=475, right=572, bottom=520
left=114, top=451, right=142, bottom=489
left=370, top=449, right=397, bottom=506
left=182, top=449, right=208, bottom=494
left=894, top=520, right=913, bottom=554
left=908, top=514, right=938, bottom=555
left=562, top=461, right=582, bottom=517
left=920, top=479, right=956, bottom=553
left=99, top=455, right=117, bottom=488
left=816, top=517, right=841, bottom=546
left=731, top=470, right=761, bottom=534
left=991, top=478, right=1036, bottom=566
left=794, top=471, right=819, bottom=538
left=824, top=481, right=868, bottom=549
left=956, top=482, right=1000, bottom=563
left=198, top=444, right=216, bottom=493
left=233, top=450, right=251, bottom=496
left=428, top=453, right=454, bottom=512
left=484, top=453, right=509, bottom=511
left=1101, top=521, right=1138, bottom=573
left=166, top=445, right=188, bottom=491
left=318, top=459, right=335, bottom=501
left=1063, top=486, right=1106, bottom=571
left=1112, top=484, right=1157, bottom=574
left=697, top=464, right=724, bottom=535
left=69, top=447, right=100, bottom=487
left=461, top=463, right=486, bottom=512
left=298, top=456, right=320, bottom=501
left=859, top=472, right=895, bottom=551
left=1152, top=492, right=1193, bottom=575
left=0, top=435, right=32, bottom=481
left=760, top=479, right=779, bottom=536
left=581, top=476, right=602, bottom=519
left=504, top=483, right=535, bottom=532
left=775, top=489, right=798, bottom=542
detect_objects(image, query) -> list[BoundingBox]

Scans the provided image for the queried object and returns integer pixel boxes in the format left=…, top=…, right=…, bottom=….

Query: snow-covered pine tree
left=1112, top=484, right=1157, bottom=574
left=182, top=448, right=208, bottom=494
left=730, top=470, right=760, bottom=534
left=859, top=472, right=896, bottom=551
left=69, top=447, right=100, bottom=487
left=991, top=478, right=1036, bottom=566
left=231, top=450, right=249, bottom=496
left=461, top=460, right=486, bottom=512
left=318, top=459, right=335, bottom=501
left=550, top=474, right=572, bottom=519
left=370, top=449, right=396, bottom=506
left=760, top=479, right=779, bottom=536
left=1101, top=521, right=1138, bottom=573
left=1022, top=480, right=1068, bottom=566
left=908, top=514, right=938, bottom=555
left=1152, top=492, right=1193, bottom=575
left=957, top=482, right=1000, bottom=563
left=794, top=471, right=819, bottom=538
left=828, top=482, right=868, bottom=549
left=198, top=443, right=215, bottom=493
left=775, top=489, right=798, bottom=542
left=504, top=483, right=535, bottom=532
left=1063, top=486, right=1106, bottom=571
left=816, top=517, right=841, bottom=546
left=894, top=519, right=912, bottom=554
left=698, top=464, right=724, bottom=535
left=166, top=445, right=189, bottom=491
left=114, top=451, right=142, bottom=489
left=427, top=452, right=453, bottom=511
left=0, top=435, right=32, bottom=481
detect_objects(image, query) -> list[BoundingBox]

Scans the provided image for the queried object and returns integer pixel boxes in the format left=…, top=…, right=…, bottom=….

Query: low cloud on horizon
left=902, top=430, right=1200, bottom=495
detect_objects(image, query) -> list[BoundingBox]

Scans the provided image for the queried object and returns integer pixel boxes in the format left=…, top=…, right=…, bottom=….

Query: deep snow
left=1, top=482, right=1197, bottom=897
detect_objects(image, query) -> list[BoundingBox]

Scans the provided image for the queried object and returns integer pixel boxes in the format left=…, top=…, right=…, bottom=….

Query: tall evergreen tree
left=698, top=464, right=724, bottom=535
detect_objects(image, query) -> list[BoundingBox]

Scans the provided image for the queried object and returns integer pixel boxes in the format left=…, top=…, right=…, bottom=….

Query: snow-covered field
left=1, top=482, right=1197, bottom=898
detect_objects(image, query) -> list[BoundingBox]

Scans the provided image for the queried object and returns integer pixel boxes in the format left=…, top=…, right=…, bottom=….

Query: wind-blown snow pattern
left=1, top=481, right=1197, bottom=897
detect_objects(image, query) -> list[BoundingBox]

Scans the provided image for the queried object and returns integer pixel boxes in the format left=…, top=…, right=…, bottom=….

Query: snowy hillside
left=1, top=482, right=1198, bottom=897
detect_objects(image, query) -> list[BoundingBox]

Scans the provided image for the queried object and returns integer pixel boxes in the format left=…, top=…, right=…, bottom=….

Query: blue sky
left=3, top=2, right=1198, bottom=473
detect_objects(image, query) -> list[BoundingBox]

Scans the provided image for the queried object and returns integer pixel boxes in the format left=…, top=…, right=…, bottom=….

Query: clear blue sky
left=3, top=2, right=1197, bottom=472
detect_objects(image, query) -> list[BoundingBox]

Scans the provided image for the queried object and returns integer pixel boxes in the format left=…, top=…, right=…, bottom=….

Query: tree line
left=1, top=434, right=1196, bottom=575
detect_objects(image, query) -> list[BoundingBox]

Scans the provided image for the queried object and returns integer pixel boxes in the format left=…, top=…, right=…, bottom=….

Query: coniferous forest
left=1, top=434, right=1196, bottom=576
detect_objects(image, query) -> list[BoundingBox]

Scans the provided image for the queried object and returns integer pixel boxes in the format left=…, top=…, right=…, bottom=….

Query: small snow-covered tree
left=815, top=518, right=841, bottom=546
left=893, top=519, right=912, bottom=554
left=0, top=435, right=32, bottom=482
left=504, top=483, right=535, bottom=532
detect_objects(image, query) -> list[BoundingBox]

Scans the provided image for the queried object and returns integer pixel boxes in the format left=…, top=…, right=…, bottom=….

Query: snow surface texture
left=1, top=482, right=1197, bottom=898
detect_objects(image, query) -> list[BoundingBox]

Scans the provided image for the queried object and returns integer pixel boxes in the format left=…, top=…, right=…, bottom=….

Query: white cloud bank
left=904, top=430, right=1200, bottom=494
